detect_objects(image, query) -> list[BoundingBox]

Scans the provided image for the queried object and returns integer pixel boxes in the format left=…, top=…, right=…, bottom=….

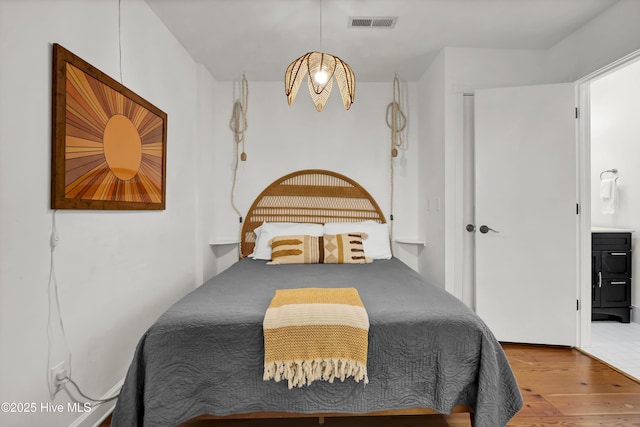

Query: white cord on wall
left=45, top=0, right=126, bottom=405
left=386, top=75, right=407, bottom=246
left=118, top=0, right=123, bottom=84
left=229, top=73, right=249, bottom=215
left=47, top=210, right=72, bottom=399
left=47, top=210, right=120, bottom=404
left=229, top=74, right=249, bottom=255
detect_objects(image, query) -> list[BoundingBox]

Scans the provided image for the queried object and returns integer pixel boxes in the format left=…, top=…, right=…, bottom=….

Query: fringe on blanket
left=264, top=358, right=369, bottom=389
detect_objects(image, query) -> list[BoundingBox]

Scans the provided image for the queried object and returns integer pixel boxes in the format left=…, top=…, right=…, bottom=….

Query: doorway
left=578, top=53, right=640, bottom=379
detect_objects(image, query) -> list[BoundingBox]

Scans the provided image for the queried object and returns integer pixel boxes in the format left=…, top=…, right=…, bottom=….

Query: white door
left=474, top=83, right=577, bottom=346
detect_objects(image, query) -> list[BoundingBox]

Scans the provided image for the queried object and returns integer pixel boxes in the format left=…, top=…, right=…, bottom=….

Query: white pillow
left=252, top=222, right=323, bottom=260
left=323, top=221, right=392, bottom=260
left=246, top=223, right=264, bottom=258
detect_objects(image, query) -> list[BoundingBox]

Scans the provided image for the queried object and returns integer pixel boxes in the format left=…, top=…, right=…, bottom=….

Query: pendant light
left=284, top=0, right=355, bottom=112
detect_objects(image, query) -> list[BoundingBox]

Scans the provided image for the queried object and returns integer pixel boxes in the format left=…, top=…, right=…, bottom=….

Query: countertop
left=591, top=226, right=635, bottom=233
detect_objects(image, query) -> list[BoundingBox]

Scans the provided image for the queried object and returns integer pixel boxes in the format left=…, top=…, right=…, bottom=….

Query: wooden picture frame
left=51, top=43, right=167, bottom=210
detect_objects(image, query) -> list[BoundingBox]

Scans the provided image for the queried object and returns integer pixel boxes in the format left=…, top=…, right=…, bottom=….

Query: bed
left=110, top=169, right=523, bottom=427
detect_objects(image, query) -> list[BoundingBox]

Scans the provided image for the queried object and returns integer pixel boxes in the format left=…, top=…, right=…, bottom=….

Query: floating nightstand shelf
left=209, top=240, right=240, bottom=246
left=394, top=238, right=426, bottom=247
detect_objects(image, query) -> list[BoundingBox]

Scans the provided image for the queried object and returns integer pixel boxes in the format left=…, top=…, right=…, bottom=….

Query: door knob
left=466, top=224, right=476, bottom=232
left=479, top=225, right=500, bottom=234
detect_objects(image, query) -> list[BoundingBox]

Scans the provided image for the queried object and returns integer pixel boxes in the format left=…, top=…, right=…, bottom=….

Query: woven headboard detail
left=241, top=169, right=386, bottom=258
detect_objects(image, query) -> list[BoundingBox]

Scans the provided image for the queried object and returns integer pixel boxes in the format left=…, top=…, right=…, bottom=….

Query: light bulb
left=313, top=69, right=329, bottom=85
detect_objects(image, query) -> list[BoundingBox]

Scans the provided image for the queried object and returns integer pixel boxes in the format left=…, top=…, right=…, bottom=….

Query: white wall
left=212, top=80, right=420, bottom=272
left=196, top=64, right=220, bottom=283
left=543, top=0, right=640, bottom=83
left=0, top=1, right=217, bottom=426
left=591, top=59, right=640, bottom=309
left=417, top=51, right=446, bottom=286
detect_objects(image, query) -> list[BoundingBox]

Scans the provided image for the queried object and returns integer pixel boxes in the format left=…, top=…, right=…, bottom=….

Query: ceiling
left=144, top=0, right=619, bottom=82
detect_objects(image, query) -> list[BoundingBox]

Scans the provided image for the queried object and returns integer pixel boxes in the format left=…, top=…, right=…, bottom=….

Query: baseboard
left=68, top=378, right=123, bottom=427
left=633, top=305, right=639, bottom=324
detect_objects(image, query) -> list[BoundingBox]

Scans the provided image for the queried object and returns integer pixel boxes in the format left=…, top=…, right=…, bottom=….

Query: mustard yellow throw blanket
left=263, top=287, right=369, bottom=389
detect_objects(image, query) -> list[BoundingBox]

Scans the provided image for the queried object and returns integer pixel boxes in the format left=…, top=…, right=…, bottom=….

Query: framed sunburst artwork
left=51, top=43, right=167, bottom=210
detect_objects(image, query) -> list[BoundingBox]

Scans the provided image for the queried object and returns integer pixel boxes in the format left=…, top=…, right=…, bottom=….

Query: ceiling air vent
left=349, top=16, right=398, bottom=29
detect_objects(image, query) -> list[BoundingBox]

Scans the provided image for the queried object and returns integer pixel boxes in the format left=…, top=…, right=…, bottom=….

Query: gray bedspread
left=111, top=258, right=522, bottom=427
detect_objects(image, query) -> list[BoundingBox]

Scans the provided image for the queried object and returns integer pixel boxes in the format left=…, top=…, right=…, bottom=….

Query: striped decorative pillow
left=268, top=233, right=372, bottom=265
left=269, top=235, right=322, bottom=264
left=323, top=233, right=370, bottom=264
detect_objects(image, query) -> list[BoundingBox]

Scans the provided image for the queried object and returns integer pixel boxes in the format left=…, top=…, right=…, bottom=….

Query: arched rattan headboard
left=240, top=169, right=386, bottom=258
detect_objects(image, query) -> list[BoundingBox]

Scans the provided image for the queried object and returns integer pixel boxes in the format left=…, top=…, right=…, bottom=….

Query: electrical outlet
left=49, top=362, right=67, bottom=397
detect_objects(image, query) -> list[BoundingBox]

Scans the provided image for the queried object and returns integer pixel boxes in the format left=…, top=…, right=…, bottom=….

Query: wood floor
left=101, top=344, right=640, bottom=426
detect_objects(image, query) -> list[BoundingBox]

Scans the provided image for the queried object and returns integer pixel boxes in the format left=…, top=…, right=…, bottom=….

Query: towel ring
left=600, top=169, right=618, bottom=180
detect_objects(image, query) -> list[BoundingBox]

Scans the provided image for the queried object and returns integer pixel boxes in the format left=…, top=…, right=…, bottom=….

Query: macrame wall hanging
left=386, top=75, right=407, bottom=243
left=229, top=74, right=249, bottom=238
left=386, top=75, right=407, bottom=158
left=230, top=74, right=249, bottom=164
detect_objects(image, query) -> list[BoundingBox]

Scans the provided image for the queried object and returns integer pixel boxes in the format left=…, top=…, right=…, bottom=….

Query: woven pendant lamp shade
left=285, top=51, right=355, bottom=112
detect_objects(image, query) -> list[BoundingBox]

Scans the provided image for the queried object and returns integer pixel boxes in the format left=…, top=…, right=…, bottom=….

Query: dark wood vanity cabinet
left=592, top=232, right=632, bottom=323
